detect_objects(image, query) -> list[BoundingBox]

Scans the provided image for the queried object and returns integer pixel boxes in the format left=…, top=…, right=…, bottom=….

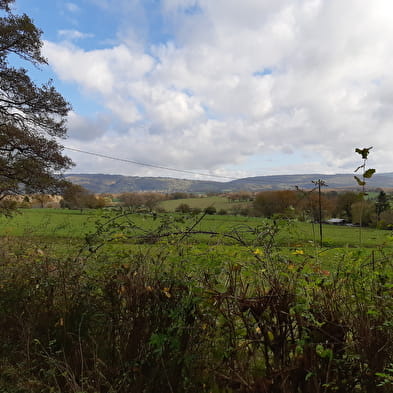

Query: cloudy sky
left=12, top=0, right=393, bottom=180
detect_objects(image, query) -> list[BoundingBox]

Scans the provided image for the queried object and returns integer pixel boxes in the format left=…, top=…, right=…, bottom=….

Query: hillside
left=63, top=172, right=393, bottom=194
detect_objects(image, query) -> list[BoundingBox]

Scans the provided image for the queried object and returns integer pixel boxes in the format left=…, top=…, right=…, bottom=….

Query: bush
left=168, top=192, right=191, bottom=200
left=254, top=190, right=298, bottom=218
left=351, top=200, right=375, bottom=226
left=376, top=210, right=393, bottom=229
left=204, top=206, right=216, bottom=215
left=175, top=203, right=192, bottom=213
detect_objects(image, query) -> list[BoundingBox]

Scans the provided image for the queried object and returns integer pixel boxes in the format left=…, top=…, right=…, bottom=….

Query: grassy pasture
left=159, top=195, right=250, bottom=212
left=0, top=208, right=392, bottom=250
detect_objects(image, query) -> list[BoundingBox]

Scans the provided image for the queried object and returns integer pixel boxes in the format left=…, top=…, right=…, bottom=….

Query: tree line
left=30, top=185, right=391, bottom=229
left=252, top=189, right=392, bottom=228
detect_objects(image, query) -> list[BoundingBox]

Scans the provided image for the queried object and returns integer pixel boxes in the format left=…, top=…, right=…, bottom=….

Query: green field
left=160, top=195, right=250, bottom=212
left=0, top=208, right=391, bottom=249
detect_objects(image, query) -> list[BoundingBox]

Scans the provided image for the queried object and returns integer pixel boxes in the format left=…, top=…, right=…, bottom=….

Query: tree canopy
left=60, top=183, right=106, bottom=210
left=0, top=0, right=72, bottom=212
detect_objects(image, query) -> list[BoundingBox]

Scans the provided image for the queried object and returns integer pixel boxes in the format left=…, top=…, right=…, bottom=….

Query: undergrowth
left=1, top=211, right=393, bottom=392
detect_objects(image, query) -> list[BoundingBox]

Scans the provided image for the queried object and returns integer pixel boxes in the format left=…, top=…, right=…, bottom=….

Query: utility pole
left=312, top=179, right=327, bottom=247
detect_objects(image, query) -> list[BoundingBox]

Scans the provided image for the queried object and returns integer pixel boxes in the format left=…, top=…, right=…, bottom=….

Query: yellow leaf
left=162, top=288, right=171, bottom=298
left=292, top=249, right=304, bottom=255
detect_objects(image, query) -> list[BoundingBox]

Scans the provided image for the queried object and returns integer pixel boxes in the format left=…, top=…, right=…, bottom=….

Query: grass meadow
left=0, top=208, right=391, bottom=248
left=160, top=195, right=250, bottom=212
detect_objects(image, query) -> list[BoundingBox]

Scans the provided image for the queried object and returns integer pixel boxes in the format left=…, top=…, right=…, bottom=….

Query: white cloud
left=65, top=2, right=80, bottom=13
left=44, top=42, right=154, bottom=96
left=47, top=0, right=393, bottom=177
left=66, top=111, right=109, bottom=141
left=58, top=30, right=94, bottom=41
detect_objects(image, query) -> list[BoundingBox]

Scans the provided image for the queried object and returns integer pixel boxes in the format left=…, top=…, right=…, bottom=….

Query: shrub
left=2, top=213, right=393, bottom=392
left=175, top=203, right=192, bottom=213
left=351, top=200, right=375, bottom=226
left=254, top=190, right=298, bottom=218
left=376, top=210, right=393, bottom=229
left=204, top=206, right=216, bottom=215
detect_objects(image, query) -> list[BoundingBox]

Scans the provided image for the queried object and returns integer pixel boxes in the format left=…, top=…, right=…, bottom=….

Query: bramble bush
left=1, top=212, right=393, bottom=392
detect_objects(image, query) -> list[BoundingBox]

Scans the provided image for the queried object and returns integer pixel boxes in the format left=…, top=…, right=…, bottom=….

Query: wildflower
left=292, top=249, right=304, bottom=255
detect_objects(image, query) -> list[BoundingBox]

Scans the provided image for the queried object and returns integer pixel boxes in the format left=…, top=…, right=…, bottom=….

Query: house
left=326, top=218, right=346, bottom=225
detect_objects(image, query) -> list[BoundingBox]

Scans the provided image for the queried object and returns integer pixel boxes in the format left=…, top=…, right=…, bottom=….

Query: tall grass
left=1, top=211, right=393, bottom=392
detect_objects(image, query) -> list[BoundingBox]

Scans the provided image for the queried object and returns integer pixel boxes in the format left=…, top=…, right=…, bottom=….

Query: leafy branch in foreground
left=354, top=147, right=375, bottom=245
left=354, top=147, right=375, bottom=191
left=81, top=209, right=279, bottom=262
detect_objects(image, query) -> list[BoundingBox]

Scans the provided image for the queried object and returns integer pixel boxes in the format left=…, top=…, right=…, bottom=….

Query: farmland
left=159, top=195, right=250, bottom=212
left=0, top=208, right=391, bottom=248
left=2, top=208, right=393, bottom=392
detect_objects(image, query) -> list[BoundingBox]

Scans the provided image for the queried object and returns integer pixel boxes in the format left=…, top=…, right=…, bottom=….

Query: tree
left=32, top=193, right=52, bottom=208
left=0, top=0, right=72, bottom=213
left=204, top=206, right=216, bottom=215
left=351, top=200, right=375, bottom=227
left=175, top=203, right=192, bottom=213
left=298, top=190, right=334, bottom=222
left=334, top=191, right=361, bottom=221
left=253, top=190, right=298, bottom=218
left=119, top=192, right=165, bottom=211
left=377, top=209, right=393, bottom=230
left=375, top=190, right=390, bottom=225
left=61, top=183, right=105, bottom=210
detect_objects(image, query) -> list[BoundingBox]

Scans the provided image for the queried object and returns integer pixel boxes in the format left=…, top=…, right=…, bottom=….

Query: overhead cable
left=64, top=147, right=237, bottom=180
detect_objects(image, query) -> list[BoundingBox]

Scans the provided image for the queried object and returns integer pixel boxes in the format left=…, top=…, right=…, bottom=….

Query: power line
left=64, top=147, right=237, bottom=180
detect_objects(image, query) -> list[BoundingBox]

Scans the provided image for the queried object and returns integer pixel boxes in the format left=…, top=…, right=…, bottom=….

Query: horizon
left=64, top=171, right=393, bottom=184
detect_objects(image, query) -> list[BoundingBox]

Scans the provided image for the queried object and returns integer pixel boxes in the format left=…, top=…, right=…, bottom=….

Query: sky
left=10, top=0, right=393, bottom=180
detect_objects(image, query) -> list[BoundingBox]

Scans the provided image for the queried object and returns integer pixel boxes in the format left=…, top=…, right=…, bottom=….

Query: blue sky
left=9, top=0, right=393, bottom=179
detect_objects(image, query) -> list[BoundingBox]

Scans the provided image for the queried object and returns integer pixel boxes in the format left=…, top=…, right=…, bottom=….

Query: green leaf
left=364, top=168, right=376, bottom=178
left=355, top=147, right=373, bottom=159
left=354, top=176, right=366, bottom=186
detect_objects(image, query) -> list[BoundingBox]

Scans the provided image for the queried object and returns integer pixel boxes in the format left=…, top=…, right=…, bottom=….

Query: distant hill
left=64, top=172, right=393, bottom=194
